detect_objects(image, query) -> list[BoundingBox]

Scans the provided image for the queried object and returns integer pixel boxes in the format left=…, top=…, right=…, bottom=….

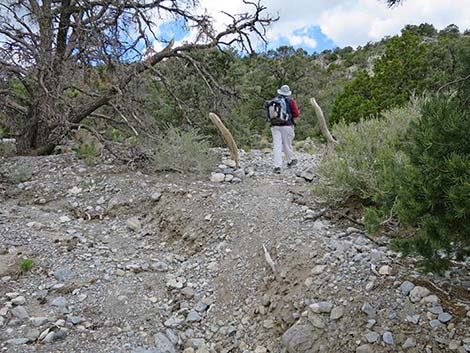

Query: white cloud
left=154, top=0, right=470, bottom=52
left=289, top=35, right=318, bottom=48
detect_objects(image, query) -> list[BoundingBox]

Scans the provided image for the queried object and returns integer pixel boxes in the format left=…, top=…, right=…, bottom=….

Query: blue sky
left=153, top=0, right=469, bottom=54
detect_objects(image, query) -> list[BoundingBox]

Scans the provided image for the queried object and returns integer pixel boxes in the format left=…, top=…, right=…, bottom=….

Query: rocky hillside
left=0, top=150, right=469, bottom=353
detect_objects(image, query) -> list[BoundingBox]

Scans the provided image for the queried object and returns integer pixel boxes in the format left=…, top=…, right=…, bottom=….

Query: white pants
left=271, top=125, right=295, bottom=168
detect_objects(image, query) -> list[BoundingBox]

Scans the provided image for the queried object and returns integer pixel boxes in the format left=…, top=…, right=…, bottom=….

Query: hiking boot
left=287, top=159, right=298, bottom=168
left=273, top=167, right=281, bottom=174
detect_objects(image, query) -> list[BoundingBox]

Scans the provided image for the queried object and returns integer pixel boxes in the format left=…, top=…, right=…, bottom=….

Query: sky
left=155, top=0, right=470, bottom=54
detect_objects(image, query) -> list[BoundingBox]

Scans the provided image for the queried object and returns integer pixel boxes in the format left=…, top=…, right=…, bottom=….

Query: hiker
left=266, top=84, right=300, bottom=174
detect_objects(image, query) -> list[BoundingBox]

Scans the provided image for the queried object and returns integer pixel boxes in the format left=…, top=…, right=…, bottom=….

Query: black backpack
left=265, top=96, right=291, bottom=125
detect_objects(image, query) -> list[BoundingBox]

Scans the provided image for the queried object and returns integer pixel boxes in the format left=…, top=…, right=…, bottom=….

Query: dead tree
left=0, top=0, right=275, bottom=155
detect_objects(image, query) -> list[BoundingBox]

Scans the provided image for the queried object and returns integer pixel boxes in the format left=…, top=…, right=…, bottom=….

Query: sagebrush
left=148, top=127, right=216, bottom=174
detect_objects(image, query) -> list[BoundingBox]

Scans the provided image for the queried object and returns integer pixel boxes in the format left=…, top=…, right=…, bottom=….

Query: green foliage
left=330, top=31, right=427, bottom=124
left=0, top=138, right=16, bottom=157
left=391, top=96, right=470, bottom=271
left=148, top=126, right=216, bottom=174
left=315, top=104, right=419, bottom=203
left=19, top=259, right=34, bottom=272
left=105, top=127, right=126, bottom=142
left=364, top=207, right=382, bottom=236
left=8, top=165, right=33, bottom=183
left=74, top=143, right=98, bottom=163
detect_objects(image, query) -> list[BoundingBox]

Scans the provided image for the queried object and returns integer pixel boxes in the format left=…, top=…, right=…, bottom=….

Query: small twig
left=110, top=103, right=139, bottom=136
left=437, top=74, right=470, bottom=93
left=262, top=244, right=276, bottom=273
left=333, top=210, right=364, bottom=226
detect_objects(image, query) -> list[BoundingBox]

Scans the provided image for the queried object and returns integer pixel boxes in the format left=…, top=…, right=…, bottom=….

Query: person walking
left=269, top=84, right=300, bottom=174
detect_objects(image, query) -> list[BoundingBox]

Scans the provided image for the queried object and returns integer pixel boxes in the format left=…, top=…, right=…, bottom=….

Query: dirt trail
left=0, top=152, right=469, bottom=353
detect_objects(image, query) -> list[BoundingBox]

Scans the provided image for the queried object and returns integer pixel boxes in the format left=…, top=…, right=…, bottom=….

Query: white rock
left=311, top=265, right=326, bottom=275
left=421, top=294, right=440, bottom=304
left=11, top=296, right=26, bottom=305
left=126, top=217, right=141, bottom=231
left=210, top=173, right=225, bottom=183
left=378, top=265, right=392, bottom=275
left=59, top=215, right=71, bottom=223
left=222, top=159, right=237, bottom=168
left=403, top=337, right=416, bottom=350
left=409, top=286, right=430, bottom=302
left=68, top=186, right=82, bottom=195
left=224, top=174, right=234, bottom=182
left=309, top=302, right=333, bottom=314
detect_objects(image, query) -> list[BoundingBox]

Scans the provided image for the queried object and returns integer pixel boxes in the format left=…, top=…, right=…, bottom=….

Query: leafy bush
left=148, top=126, right=216, bottom=174
left=315, top=104, right=420, bottom=203
left=391, top=96, right=470, bottom=272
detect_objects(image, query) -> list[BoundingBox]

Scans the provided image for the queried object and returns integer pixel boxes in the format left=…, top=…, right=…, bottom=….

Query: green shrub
left=20, top=259, right=34, bottom=272
left=148, top=126, right=217, bottom=174
left=0, top=139, right=16, bottom=157
left=8, top=165, right=33, bottom=183
left=106, top=127, right=126, bottom=142
left=315, top=104, right=420, bottom=203
left=74, top=143, right=97, bottom=163
left=391, top=96, right=470, bottom=272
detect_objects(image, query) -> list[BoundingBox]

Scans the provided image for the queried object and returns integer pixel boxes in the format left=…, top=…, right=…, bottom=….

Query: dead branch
left=110, top=103, right=139, bottom=136
left=310, top=97, right=337, bottom=153
left=262, top=244, right=276, bottom=273
left=208, top=113, right=240, bottom=168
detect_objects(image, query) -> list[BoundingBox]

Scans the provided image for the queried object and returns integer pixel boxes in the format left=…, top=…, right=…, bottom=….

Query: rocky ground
left=0, top=148, right=469, bottom=353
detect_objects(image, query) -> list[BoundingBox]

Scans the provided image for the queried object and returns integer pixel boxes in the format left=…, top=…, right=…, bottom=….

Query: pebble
left=31, top=317, right=49, bottom=327
left=421, top=294, right=440, bottom=304
left=262, top=319, right=275, bottom=329
left=210, top=173, right=225, bottom=183
left=361, top=303, right=376, bottom=318
left=383, top=331, right=395, bottom=345
left=403, top=337, right=416, bottom=350
left=6, top=292, right=20, bottom=299
left=54, top=268, right=76, bottom=282
left=356, top=344, right=373, bottom=353
left=11, top=296, right=26, bottom=305
left=11, top=306, right=29, bottom=319
left=428, top=306, right=444, bottom=315
left=126, top=217, right=142, bottom=231
left=409, top=286, right=430, bottom=302
left=330, top=306, right=344, bottom=320
left=379, top=265, right=392, bottom=275
left=49, top=296, right=67, bottom=307
left=365, top=331, right=380, bottom=343
left=5, top=338, right=29, bottom=345
left=309, top=301, right=333, bottom=314
left=438, top=312, right=452, bottom=323
left=151, top=261, right=169, bottom=272
left=430, top=319, right=441, bottom=328
left=164, top=316, right=184, bottom=328
left=407, top=314, right=420, bottom=324
left=186, top=310, right=202, bottom=322
left=400, top=281, right=415, bottom=295
left=151, top=191, right=162, bottom=201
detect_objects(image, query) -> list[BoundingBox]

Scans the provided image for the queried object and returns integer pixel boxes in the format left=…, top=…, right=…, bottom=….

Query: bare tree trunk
left=309, top=97, right=337, bottom=153
left=208, top=112, right=240, bottom=168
